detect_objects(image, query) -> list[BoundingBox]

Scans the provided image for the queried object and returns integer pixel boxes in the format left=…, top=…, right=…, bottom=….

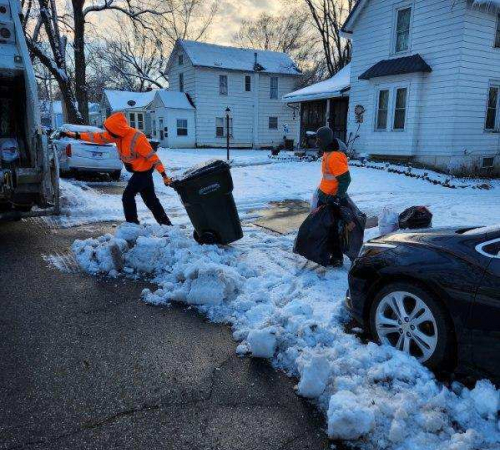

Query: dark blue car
left=347, top=225, right=500, bottom=377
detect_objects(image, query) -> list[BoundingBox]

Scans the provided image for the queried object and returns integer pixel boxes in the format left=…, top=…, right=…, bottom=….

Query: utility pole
left=225, top=106, right=231, bottom=161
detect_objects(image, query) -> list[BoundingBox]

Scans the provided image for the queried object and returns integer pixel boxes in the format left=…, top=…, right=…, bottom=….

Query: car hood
left=371, top=226, right=497, bottom=264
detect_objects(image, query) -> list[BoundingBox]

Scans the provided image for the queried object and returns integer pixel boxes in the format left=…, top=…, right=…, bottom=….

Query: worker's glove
left=162, top=174, right=172, bottom=186
left=60, top=131, right=80, bottom=139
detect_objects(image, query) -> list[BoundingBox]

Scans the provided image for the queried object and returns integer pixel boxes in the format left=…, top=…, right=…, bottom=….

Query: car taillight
left=65, top=144, right=72, bottom=157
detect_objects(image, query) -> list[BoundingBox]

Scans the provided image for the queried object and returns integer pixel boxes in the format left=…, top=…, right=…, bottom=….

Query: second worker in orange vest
left=315, top=126, right=352, bottom=267
left=62, top=112, right=172, bottom=225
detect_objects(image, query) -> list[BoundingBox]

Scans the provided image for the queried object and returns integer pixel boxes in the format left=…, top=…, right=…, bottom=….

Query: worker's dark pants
left=122, top=169, right=171, bottom=225
left=317, top=196, right=343, bottom=263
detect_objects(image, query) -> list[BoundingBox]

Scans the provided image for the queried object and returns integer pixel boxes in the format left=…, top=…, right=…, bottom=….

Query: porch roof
left=282, top=64, right=350, bottom=104
left=359, top=54, right=432, bottom=80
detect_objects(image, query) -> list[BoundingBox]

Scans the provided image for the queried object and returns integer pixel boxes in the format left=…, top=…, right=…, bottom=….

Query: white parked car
left=51, top=124, right=122, bottom=180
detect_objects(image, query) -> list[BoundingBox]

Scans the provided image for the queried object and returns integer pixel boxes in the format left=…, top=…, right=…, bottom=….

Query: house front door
left=328, top=98, right=349, bottom=143
left=158, top=118, right=167, bottom=146
left=300, top=100, right=327, bottom=147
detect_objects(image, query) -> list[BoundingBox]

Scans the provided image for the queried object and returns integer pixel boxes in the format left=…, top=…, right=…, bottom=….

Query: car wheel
left=110, top=170, right=121, bottom=181
left=369, top=282, right=455, bottom=370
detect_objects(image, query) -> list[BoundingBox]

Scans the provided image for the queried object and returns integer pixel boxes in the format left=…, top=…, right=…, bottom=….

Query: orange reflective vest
left=69, top=112, right=166, bottom=175
left=319, top=151, right=349, bottom=196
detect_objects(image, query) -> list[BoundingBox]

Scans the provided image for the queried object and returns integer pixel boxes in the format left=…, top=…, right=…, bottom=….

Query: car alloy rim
left=375, top=291, right=438, bottom=362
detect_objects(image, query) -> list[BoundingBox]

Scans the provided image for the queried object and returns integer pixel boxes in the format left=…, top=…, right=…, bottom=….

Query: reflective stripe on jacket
left=69, top=112, right=165, bottom=175
left=319, top=151, right=349, bottom=196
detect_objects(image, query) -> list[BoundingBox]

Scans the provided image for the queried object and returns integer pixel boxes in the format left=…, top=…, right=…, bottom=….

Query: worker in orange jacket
left=61, top=112, right=172, bottom=225
left=315, top=126, right=352, bottom=267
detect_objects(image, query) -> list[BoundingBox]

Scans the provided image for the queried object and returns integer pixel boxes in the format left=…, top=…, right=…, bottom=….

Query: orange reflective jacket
left=69, top=112, right=166, bottom=175
left=319, top=151, right=349, bottom=196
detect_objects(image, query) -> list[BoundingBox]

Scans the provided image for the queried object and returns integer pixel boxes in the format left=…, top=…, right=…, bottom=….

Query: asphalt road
left=0, top=218, right=331, bottom=450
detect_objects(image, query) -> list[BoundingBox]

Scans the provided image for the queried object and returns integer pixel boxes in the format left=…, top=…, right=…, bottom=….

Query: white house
left=342, top=0, right=500, bottom=174
left=100, top=89, right=156, bottom=136
left=166, top=39, right=302, bottom=148
left=88, top=103, right=101, bottom=127
left=147, top=90, right=195, bottom=148
left=40, top=100, right=64, bottom=129
left=283, top=64, right=351, bottom=146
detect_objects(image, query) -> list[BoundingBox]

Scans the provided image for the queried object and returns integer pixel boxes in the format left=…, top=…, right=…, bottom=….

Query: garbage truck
left=0, top=0, right=59, bottom=221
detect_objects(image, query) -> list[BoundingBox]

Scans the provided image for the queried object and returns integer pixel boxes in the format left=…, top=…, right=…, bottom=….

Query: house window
left=495, top=15, right=500, bottom=48
left=395, top=7, right=412, bottom=53
left=177, top=119, right=188, bottom=136
left=219, top=75, right=228, bottom=95
left=270, top=77, right=279, bottom=99
left=393, top=88, right=408, bottom=130
left=482, top=157, right=495, bottom=168
left=179, top=73, right=184, bottom=92
left=245, top=75, right=251, bottom=92
left=178, top=53, right=184, bottom=65
left=485, top=86, right=499, bottom=130
left=216, top=117, right=233, bottom=137
left=152, top=119, right=156, bottom=136
left=129, top=112, right=136, bottom=128
left=376, top=90, right=389, bottom=130
left=269, top=117, right=278, bottom=129
left=137, top=113, right=144, bottom=130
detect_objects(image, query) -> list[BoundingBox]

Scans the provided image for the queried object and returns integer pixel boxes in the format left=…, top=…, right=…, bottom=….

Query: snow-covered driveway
left=62, top=149, right=500, bottom=450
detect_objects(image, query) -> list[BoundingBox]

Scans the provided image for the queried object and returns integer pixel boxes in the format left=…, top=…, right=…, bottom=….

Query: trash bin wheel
left=193, top=230, right=218, bottom=245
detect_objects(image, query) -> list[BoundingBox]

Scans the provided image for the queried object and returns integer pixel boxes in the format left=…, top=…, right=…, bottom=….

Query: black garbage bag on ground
left=399, top=206, right=432, bottom=229
left=339, top=195, right=367, bottom=261
left=293, top=205, right=335, bottom=266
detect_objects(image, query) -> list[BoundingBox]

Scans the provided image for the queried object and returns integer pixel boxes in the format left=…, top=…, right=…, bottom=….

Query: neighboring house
left=40, top=100, right=64, bottom=129
left=88, top=103, right=101, bottom=127
left=100, top=89, right=156, bottom=136
left=166, top=39, right=302, bottom=148
left=342, top=0, right=500, bottom=174
left=283, top=64, right=351, bottom=145
left=147, top=90, right=195, bottom=148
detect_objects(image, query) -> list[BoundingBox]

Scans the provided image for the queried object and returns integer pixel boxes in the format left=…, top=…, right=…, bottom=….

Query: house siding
left=448, top=2, right=500, bottom=170
left=257, top=74, right=299, bottom=147
left=347, top=0, right=473, bottom=170
left=167, top=44, right=300, bottom=148
left=147, top=94, right=195, bottom=148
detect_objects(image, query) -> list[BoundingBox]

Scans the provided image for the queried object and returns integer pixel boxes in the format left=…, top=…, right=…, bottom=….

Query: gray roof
left=174, top=39, right=301, bottom=76
left=359, top=54, right=432, bottom=80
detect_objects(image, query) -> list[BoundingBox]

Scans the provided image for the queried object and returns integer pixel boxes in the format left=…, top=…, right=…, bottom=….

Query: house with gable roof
left=100, top=89, right=156, bottom=135
left=166, top=39, right=302, bottom=148
left=341, top=0, right=500, bottom=174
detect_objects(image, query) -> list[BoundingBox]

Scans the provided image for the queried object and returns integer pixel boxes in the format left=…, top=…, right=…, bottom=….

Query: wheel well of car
left=362, top=274, right=458, bottom=360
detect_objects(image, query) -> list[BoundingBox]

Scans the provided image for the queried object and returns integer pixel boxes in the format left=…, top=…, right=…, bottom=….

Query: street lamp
left=225, top=106, right=231, bottom=161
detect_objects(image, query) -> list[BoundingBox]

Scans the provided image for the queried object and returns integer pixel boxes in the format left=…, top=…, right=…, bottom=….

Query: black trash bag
left=399, top=206, right=432, bottom=229
left=293, top=205, right=335, bottom=266
left=339, top=195, right=367, bottom=261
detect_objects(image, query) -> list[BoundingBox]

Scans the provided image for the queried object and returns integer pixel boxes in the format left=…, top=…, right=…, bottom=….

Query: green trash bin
left=172, top=160, right=243, bottom=245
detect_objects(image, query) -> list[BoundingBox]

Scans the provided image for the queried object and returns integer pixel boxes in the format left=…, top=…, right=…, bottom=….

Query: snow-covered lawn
left=62, top=148, right=499, bottom=450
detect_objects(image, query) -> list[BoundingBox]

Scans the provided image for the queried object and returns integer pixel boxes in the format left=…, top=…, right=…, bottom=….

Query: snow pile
left=72, top=223, right=500, bottom=449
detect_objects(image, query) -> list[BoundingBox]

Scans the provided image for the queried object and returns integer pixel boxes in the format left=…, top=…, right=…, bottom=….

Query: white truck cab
left=0, top=0, right=59, bottom=220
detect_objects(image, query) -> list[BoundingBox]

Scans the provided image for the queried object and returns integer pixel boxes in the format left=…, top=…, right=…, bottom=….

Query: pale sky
left=209, top=0, right=284, bottom=45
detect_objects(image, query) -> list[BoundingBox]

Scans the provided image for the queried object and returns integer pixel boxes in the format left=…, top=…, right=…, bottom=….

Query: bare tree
left=94, top=0, right=217, bottom=93
left=303, top=0, right=356, bottom=76
left=234, top=7, right=322, bottom=87
left=23, top=0, right=83, bottom=122
left=23, top=0, right=172, bottom=123
left=235, top=12, right=308, bottom=55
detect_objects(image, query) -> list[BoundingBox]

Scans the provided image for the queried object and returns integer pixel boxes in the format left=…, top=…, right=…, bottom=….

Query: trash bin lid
left=176, top=159, right=230, bottom=183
